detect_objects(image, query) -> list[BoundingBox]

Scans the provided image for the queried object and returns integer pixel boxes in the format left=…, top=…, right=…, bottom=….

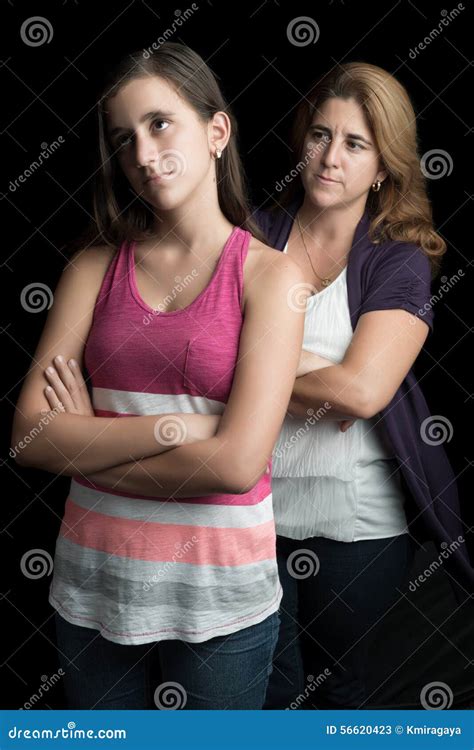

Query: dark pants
left=55, top=610, right=280, bottom=710
left=264, top=533, right=415, bottom=709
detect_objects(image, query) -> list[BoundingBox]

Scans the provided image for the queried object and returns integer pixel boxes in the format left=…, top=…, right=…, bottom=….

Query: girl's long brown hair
left=75, top=42, right=265, bottom=250
left=281, top=62, right=446, bottom=272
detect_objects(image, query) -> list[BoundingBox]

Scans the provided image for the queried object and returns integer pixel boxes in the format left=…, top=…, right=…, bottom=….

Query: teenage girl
left=11, top=43, right=307, bottom=710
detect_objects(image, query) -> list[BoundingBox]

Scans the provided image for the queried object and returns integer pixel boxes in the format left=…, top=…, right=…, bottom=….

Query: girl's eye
left=115, top=135, right=133, bottom=150
left=152, top=119, right=169, bottom=132
left=114, top=120, right=168, bottom=150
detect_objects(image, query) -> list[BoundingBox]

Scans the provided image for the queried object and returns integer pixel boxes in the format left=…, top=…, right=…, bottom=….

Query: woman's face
left=106, top=75, right=223, bottom=213
left=300, top=96, right=386, bottom=212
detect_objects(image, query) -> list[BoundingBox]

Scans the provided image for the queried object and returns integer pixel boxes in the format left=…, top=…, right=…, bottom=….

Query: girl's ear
left=208, top=111, right=231, bottom=155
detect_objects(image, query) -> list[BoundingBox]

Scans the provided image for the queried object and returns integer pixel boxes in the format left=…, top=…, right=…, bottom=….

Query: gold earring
left=372, top=179, right=382, bottom=192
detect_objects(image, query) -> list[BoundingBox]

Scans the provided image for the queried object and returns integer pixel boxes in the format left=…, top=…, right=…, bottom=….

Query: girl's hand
left=43, top=356, right=95, bottom=416
left=183, top=414, right=221, bottom=443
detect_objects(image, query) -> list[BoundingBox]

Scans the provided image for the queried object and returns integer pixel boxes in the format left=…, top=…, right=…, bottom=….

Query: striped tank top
left=48, top=226, right=282, bottom=645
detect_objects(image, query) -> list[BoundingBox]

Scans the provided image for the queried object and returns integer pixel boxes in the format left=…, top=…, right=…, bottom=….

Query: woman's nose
left=321, top=139, right=341, bottom=168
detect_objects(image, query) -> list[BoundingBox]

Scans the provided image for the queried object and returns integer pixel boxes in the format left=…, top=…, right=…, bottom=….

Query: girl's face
left=300, top=96, right=386, bottom=212
left=106, top=76, right=224, bottom=213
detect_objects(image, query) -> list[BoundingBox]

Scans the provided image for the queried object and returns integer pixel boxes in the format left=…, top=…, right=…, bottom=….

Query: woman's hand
left=296, top=349, right=333, bottom=378
left=339, top=419, right=355, bottom=432
left=296, top=350, right=356, bottom=432
left=43, top=355, right=95, bottom=416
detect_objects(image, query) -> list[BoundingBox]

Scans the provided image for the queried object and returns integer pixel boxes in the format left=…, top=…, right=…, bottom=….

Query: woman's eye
left=312, top=130, right=327, bottom=140
left=347, top=140, right=363, bottom=150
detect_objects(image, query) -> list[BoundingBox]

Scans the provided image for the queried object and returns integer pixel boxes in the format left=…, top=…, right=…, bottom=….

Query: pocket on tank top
left=183, top=338, right=236, bottom=402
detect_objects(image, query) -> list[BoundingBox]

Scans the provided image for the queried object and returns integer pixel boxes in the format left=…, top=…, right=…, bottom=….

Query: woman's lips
left=316, top=174, right=339, bottom=184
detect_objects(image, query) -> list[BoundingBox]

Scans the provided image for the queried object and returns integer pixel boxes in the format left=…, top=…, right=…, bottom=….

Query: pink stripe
left=60, top=499, right=277, bottom=566
left=74, top=470, right=272, bottom=506
left=93, top=409, right=138, bottom=418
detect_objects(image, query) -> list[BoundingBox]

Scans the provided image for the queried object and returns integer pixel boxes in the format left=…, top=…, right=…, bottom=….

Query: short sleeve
left=360, top=242, right=434, bottom=331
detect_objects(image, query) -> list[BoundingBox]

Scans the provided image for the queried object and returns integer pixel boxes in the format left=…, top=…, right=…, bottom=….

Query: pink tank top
left=49, top=226, right=281, bottom=645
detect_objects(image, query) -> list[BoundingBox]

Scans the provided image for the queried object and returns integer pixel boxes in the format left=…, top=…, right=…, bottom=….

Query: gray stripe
left=55, top=536, right=278, bottom=585
left=51, top=551, right=279, bottom=614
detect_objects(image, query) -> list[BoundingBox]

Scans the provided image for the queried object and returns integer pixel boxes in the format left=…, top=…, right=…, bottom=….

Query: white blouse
left=271, top=243, right=408, bottom=542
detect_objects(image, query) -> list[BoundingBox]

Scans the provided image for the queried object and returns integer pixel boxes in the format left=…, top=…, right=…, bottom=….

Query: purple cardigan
left=254, top=198, right=473, bottom=604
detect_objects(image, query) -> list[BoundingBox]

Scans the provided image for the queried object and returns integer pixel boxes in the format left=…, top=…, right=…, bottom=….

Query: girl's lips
left=145, top=172, right=173, bottom=183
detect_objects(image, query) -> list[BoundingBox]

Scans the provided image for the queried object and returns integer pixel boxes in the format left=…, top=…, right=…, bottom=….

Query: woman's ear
left=208, top=111, right=231, bottom=155
left=376, top=165, right=388, bottom=184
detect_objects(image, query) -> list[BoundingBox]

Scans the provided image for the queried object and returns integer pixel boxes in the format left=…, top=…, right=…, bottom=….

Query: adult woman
left=255, top=62, right=473, bottom=709
left=11, top=43, right=307, bottom=709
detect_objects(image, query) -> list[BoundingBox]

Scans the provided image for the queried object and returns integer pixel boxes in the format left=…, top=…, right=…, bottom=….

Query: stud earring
left=215, top=147, right=222, bottom=159
left=372, top=179, right=382, bottom=192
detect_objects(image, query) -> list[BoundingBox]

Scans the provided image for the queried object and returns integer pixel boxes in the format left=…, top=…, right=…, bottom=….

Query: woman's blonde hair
left=283, top=62, right=446, bottom=273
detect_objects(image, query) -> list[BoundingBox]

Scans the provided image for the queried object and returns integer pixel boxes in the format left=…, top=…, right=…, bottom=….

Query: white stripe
left=69, top=479, right=274, bottom=528
left=93, top=387, right=225, bottom=416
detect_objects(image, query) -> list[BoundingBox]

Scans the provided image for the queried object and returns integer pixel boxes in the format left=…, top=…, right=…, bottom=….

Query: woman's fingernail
left=69, top=359, right=76, bottom=367
left=55, top=355, right=63, bottom=363
left=45, top=386, right=52, bottom=392
left=46, top=367, right=55, bottom=374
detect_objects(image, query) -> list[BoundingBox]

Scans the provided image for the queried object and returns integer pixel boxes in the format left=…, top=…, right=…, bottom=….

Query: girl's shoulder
left=241, top=235, right=304, bottom=313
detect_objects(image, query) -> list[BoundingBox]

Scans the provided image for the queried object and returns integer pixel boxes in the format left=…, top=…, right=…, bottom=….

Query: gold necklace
left=296, top=213, right=346, bottom=288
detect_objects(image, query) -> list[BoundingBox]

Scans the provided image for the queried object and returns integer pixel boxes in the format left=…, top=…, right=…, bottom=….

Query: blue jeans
left=55, top=611, right=280, bottom=709
left=264, top=534, right=416, bottom=709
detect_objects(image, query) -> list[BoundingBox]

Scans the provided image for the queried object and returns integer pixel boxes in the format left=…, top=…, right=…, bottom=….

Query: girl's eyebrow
left=310, top=123, right=372, bottom=146
left=109, top=110, right=175, bottom=138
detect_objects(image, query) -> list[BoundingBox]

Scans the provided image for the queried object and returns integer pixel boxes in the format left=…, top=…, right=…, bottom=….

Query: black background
left=1, top=0, right=473, bottom=710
